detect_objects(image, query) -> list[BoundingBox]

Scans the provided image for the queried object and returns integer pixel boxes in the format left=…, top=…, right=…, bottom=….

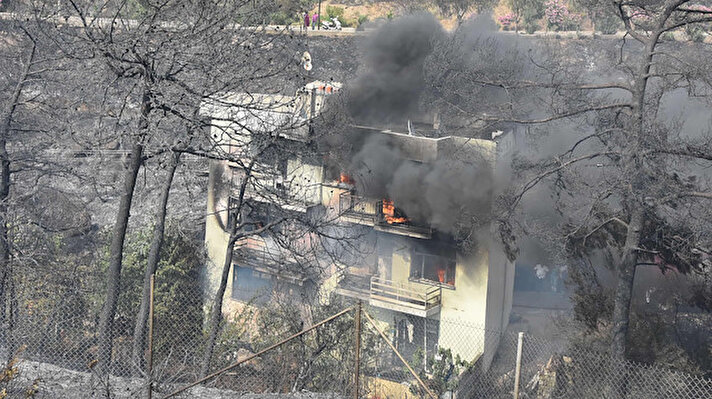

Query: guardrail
left=339, top=192, right=379, bottom=218
left=233, top=238, right=306, bottom=284
left=369, top=277, right=441, bottom=316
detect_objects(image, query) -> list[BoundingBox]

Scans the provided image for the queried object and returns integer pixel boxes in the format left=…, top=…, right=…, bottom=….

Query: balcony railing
left=368, top=277, right=441, bottom=317
left=339, top=192, right=379, bottom=222
left=233, top=238, right=306, bottom=285
left=374, top=219, right=433, bottom=239
left=338, top=192, right=433, bottom=238
left=335, top=272, right=371, bottom=300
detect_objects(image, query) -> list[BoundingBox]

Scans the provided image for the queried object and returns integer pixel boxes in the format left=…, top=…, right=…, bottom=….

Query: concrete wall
left=389, top=237, right=411, bottom=283
left=480, top=237, right=515, bottom=370
left=437, top=246, right=490, bottom=363
left=204, top=158, right=242, bottom=317
left=287, top=158, right=324, bottom=204
left=373, top=235, right=493, bottom=364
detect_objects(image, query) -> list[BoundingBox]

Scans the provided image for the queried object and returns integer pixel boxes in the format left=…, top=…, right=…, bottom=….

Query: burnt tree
left=425, top=1, right=712, bottom=367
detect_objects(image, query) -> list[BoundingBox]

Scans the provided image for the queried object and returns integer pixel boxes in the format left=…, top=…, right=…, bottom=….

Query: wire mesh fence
left=1, top=274, right=711, bottom=399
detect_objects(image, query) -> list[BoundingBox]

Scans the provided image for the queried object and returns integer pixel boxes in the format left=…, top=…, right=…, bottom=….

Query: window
left=410, top=252, right=456, bottom=287
left=231, top=265, right=305, bottom=304
left=232, top=265, right=273, bottom=303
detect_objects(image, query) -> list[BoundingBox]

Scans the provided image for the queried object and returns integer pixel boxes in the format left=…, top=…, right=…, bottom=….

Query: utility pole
left=146, top=274, right=155, bottom=399
left=318, top=0, right=322, bottom=29
left=353, top=301, right=362, bottom=399
left=513, top=332, right=524, bottom=399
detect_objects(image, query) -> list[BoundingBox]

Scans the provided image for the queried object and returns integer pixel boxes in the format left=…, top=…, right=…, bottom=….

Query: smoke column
left=345, top=13, right=444, bottom=123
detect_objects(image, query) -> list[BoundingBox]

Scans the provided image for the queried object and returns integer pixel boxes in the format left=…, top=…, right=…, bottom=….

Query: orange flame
left=382, top=199, right=408, bottom=224
left=339, top=173, right=355, bottom=185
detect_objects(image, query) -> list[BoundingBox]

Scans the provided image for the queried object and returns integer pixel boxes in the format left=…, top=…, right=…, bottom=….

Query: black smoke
left=323, top=14, right=504, bottom=238
left=345, top=13, right=445, bottom=123
left=346, top=133, right=493, bottom=236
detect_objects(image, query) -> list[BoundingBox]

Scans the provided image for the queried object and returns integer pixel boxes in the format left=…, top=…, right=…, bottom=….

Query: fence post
left=513, top=332, right=524, bottom=399
left=147, top=274, right=155, bottom=399
left=353, top=301, right=362, bottom=399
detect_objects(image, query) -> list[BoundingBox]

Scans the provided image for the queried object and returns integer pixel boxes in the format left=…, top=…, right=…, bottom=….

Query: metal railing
left=369, top=277, right=441, bottom=317
left=233, top=238, right=306, bottom=284
left=338, top=192, right=433, bottom=237
left=335, top=272, right=371, bottom=300
left=338, top=192, right=379, bottom=221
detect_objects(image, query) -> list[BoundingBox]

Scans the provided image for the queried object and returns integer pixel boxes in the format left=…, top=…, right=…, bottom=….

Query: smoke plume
left=347, top=134, right=493, bottom=235
left=345, top=13, right=444, bottom=123
left=325, top=14, right=505, bottom=237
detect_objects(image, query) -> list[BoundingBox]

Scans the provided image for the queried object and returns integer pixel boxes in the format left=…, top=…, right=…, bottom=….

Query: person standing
left=304, top=12, right=310, bottom=30
left=312, top=13, right=318, bottom=30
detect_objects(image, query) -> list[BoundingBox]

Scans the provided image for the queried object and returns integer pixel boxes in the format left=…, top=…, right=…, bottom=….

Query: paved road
left=0, top=12, right=367, bottom=37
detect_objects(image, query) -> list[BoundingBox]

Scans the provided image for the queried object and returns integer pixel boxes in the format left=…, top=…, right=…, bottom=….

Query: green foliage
left=434, top=0, right=498, bottom=21
left=410, top=347, right=473, bottom=396
left=123, top=0, right=149, bottom=18
left=357, top=14, right=369, bottom=26
left=270, top=11, right=299, bottom=25
left=214, top=296, right=372, bottom=393
left=1, top=350, right=38, bottom=399
left=509, top=0, right=544, bottom=33
left=568, top=261, right=613, bottom=330
left=152, top=232, right=205, bottom=354
left=326, top=5, right=344, bottom=21
left=11, top=228, right=104, bottom=364
left=686, top=24, right=706, bottom=42
left=594, top=13, right=623, bottom=34
left=325, top=5, right=354, bottom=27
left=116, top=226, right=205, bottom=355
left=627, top=311, right=710, bottom=376
left=522, top=18, right=539, bottom=34
left=660, top=32, right=675, bottom=42
left=253, top=0, right=315, bottom=25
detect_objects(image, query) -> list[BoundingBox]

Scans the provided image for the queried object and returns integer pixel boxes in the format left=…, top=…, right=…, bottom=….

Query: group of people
left=302, top=11, right=318, bottom=31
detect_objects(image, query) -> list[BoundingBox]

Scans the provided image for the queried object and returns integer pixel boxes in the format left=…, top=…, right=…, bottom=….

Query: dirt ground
left=9, top=359, right=344, bottom=399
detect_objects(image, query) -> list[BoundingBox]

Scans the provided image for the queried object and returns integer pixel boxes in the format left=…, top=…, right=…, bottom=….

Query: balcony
left=368, top=277, right=441, bottom=318
left=374, top=204, right=433, bottom=239
left=373, top=220, right=433, bottom=239
left=338, top=192, right=379, bottom=225
left=229, top=167, right=320, bottom=213
left=334, top=272, right=370, bottom=300
left=338, top=192, right=433, bottom=238
left=233, top=238, right=307, bottom=285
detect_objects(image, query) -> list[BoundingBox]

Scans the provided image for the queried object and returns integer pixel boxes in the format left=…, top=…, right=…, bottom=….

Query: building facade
left=202, top=81, right=515, bottom=370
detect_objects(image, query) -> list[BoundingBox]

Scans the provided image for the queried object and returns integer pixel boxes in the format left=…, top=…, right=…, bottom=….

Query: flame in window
left=382, top=199, right=408, bottom=224
left=339, top=173, right=355, bottom=185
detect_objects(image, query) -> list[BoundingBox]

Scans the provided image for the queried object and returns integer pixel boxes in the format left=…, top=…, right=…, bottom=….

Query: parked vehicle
left=321, top=16, right=342, bottom=30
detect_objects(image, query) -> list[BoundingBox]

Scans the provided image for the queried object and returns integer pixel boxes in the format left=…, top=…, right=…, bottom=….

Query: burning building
left=202, top=80, right=515, bottom=371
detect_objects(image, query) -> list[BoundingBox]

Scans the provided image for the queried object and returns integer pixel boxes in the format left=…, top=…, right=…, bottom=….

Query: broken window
left=410, top=251, right=456, bottom=287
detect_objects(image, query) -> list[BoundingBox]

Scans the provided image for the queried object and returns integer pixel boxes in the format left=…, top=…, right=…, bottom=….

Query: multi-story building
left=202, top=81, right=515, bottom=370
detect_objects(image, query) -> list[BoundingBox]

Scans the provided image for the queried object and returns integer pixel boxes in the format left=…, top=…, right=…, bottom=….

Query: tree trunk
left=610, top=208, right=643, bottom=357
left=131, top=151, right=181, bottom=372
left=0, top=40, right=35, bottom=357
left=606, top=207, right=643, bottom=398
left=200, top=207, right=238, bottom=377
left=0, top=111, right=12, bottom=356
left=606, top=26, right=659, bottom=360
left=96, top=141, right=144, bottom=375
left=200, top=161, right=255, bottom=378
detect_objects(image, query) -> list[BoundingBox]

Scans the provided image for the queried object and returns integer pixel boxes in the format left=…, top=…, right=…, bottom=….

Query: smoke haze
left=346, top=133, right=493, bottom=236
left=345, top=13, right=444, bottom=123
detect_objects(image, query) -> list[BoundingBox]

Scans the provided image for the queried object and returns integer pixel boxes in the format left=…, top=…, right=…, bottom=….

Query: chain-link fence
left=2, top=274, right=711, bottom=399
